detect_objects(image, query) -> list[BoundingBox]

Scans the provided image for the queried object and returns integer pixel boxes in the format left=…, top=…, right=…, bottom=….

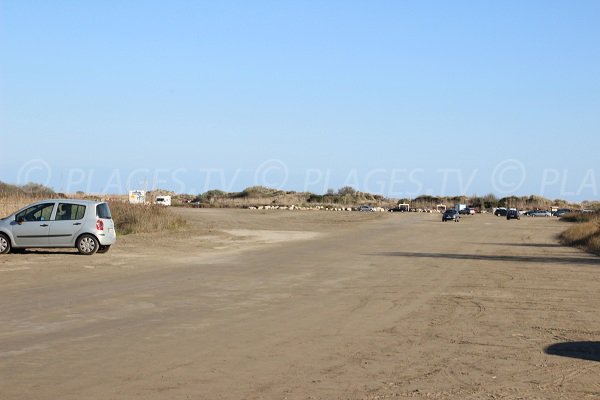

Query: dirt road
left=1, top=210, right=599, bottom=399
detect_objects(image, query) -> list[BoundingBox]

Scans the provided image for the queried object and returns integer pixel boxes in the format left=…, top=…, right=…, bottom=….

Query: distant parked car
left=526, top=210, right=552, bottom=217
left=459, top=208, right=476, bottom=215
left=0, top=199, right=116, bottom=255
left=494, top=208, right=507, bottom=217
left=442, top=209, right=460, bottom=222
left=357, top=205, right=374, bottom=212
left=389, top=207, right=404, bottom=213
left=506, top=209, right=520, bottom=220
left=554, top=209, right=572, bottom=217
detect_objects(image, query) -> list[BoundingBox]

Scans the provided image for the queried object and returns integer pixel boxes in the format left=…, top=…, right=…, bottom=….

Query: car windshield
left=96, top=203, right=112, bottom=219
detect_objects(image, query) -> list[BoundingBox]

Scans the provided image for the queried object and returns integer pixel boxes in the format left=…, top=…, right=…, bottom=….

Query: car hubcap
left=80, top=237, right=95, bottom=253
left=0, top=237, right=7, bottom=252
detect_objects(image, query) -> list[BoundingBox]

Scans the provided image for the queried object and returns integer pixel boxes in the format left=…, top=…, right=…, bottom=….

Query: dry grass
left=560, top=212, right=595, bottom=223
left=586, top=235, right=600, bottom=255
left=559, top=215, right=600, bottom=255
left=0, top=195, right=43, bottom=218
left=108, top=201, right=186, bottom=235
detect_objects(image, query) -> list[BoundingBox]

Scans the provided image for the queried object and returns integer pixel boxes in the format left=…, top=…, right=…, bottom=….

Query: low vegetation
left=190, top=186, right=390, bottom=208
left=187, top=187, right=582, bottom=212
left=108, top=201, right=186, bottom=235
left=1, top=195, right=37, bottom=218
left=559, top=213, right=600, bottom=255
left=0, top=181, right=56, bottom=197
left=0, top=181, right=57, bottom=218
left=559, top=212, right=596, bottom=223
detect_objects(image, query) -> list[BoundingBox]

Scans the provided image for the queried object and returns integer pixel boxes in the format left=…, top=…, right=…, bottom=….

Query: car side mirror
left=16, top=216, right=24, bottom=225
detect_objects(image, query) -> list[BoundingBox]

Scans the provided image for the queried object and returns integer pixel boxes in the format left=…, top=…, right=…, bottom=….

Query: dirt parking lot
left=1, top=209, right=599, bottom=399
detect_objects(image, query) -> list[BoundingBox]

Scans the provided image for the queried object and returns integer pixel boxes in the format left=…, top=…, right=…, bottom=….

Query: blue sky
left=1, top=1, right=599, bottom=200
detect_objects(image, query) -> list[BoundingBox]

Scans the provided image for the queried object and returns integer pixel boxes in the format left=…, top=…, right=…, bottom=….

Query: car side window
left=16, top=203, right=55, bottom=222
left=55, top=203, right=86, bottom=221
left=16, top=207, right=36, bottom=222
left=40, top=205, right=54, bottom=221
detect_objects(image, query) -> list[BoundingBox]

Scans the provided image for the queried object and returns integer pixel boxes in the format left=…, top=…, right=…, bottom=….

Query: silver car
left=526, top=210, right=552, bottom=217
left=0, top=199, right=116, bottom=255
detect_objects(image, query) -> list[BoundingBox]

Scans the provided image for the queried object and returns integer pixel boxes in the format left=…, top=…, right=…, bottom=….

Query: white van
left=154, top=196, right=172, bottom=207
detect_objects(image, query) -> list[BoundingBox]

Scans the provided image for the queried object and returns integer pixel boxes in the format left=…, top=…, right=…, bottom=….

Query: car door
left=11, top=203, right=56, bottom=247
left=49, top=203, right=87, bottom=246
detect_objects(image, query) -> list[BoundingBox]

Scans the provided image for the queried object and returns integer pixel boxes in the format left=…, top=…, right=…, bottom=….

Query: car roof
left=4, top=199, right=108, bottom=217
left=26, top=199, right=106, bottom=206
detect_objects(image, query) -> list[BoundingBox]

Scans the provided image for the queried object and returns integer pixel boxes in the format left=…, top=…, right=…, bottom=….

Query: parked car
left=442, top=209, right=460, bottom=222
left=0, top=199, right=116, bottom=255
left=526, top=210, right=552, bottom=217
left=494, top=208, right=507, bottom=217
left=506, top=209, right=520, bottom=220
left=389, top=207, right=404, bottom=212
left=554, top=209, right=572, bottom=217
left=357, top=205, right=374, bottom=212
left=459, top=208, right=476, bottom=215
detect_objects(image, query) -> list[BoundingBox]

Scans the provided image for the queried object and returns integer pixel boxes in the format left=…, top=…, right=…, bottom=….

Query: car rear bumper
left=97, top=229, right=117, bottom=245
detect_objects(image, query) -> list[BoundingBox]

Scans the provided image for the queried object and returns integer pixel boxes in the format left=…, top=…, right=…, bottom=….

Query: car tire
left=77, top=234, right=99, bottom=255
left=0, top=233, right=11, bottom=254
left=97, top=245, right=111, bottom=254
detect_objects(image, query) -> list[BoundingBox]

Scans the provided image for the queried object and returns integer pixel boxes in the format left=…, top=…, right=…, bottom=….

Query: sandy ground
left=1, top=209, right=599, bottom=399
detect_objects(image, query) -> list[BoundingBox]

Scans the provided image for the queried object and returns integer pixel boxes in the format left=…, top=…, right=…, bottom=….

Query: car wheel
left=97, top=245, right=111, bottom=254
left=0, top=234, right=11, bottom=254
left=77, top=234, right=99, bottom=255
